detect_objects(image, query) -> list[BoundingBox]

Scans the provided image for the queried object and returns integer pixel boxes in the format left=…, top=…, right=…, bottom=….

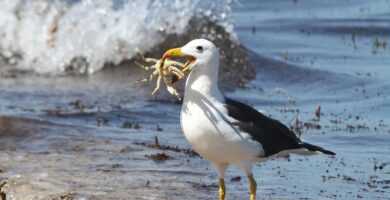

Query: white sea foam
left=0, top=0, right=233, bottom=74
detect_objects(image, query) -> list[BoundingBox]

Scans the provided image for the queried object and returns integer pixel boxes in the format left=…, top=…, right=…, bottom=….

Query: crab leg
left=165, top=60, right=186, bottom=68
left=135, top=61, right=152, bottom=71
left=181, top=60, right=194, bottom=73
left=152, top=75, right=162, bottom=95
left=167, top=66, right=185, bottom=79
left=144, top=58, right=159, bottom=64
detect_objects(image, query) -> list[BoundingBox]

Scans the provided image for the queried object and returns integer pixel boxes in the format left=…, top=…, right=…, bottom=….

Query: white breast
left=180, top=95, right=264, bottom=164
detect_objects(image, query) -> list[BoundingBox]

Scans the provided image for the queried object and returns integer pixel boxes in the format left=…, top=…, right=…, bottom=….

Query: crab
left=136, top=56, right=191, bottom=100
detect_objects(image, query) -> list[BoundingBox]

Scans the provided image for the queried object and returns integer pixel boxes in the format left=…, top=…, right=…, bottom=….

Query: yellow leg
left=219, top=178, right=226, bottom=200
left=248, top=175, right=257, bottom=200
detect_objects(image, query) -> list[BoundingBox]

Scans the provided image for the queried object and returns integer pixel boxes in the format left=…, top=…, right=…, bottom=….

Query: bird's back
left=224, top=98, right=303, bottom=157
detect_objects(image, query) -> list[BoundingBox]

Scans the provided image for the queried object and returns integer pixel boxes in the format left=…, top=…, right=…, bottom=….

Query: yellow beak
left=162, top=48, right=184, bottom=59
left=161, top=47, right=196, bottom=72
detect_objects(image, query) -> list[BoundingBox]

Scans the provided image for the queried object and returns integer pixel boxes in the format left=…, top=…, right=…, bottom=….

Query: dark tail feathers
left=301, top=142, right=335, bottom=155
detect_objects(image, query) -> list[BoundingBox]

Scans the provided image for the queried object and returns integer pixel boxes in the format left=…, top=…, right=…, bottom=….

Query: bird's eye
left=196, top=46, right=203, bottom=52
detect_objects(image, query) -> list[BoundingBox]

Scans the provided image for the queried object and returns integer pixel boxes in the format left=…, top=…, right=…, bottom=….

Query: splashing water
left=0, top=0, right=233, bottom=74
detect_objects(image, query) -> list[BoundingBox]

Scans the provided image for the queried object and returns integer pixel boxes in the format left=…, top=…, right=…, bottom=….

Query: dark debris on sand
left=145, top=153, right=171, bottom=162
left=134, top=136, right=199, bottom=157
left=49, top=192, right=77, bottom=200
left=69, top=99, right=86, bottom=111
left=190, top=181, right=218, bottom=191
left=121, top=121, right=141, bottom=129
left=0, top=182, right=6, bottom=200
left=96, top=164, right=124, bottom=173
left=230, top=176, right=241, bottom=182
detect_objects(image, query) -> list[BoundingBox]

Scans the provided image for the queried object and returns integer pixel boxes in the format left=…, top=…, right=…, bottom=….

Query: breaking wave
left=0, top=0, right=235, bottom=75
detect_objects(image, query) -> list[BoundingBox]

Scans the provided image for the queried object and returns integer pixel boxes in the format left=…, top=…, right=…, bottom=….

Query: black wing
left=225, top=98, right=303, bottom=157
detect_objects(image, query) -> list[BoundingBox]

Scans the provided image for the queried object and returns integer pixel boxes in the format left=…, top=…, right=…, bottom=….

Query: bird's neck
left=184, top=59, right=223, bottom=101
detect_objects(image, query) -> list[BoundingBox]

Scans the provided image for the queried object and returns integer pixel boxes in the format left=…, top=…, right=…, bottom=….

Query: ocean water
left=0, top=0, right=232, bottom=74
left=232, top=0, right=390, bottom=123
left=0, top=0, right=389, bottom=199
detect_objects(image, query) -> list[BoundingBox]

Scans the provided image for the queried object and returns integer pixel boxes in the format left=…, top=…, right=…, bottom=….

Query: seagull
left=161, top=39, right=335, bottom=200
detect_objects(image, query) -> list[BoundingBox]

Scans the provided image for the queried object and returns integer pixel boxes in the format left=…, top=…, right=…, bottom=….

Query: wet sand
left=0, top=116, right=215, bottom=200
left=0, top=113, right=389, bottom=200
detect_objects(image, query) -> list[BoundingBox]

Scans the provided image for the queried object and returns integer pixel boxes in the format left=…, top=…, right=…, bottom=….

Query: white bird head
left=162, top=39, right=219, bottom=73
left=162, top=39, right=222, bottom=97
